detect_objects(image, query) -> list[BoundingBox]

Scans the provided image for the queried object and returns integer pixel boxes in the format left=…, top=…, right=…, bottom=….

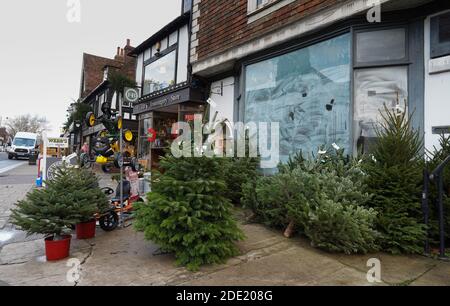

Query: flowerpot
left=76, top=220, right=97, bottom=240
left=45, top=235, right=72, bottom=261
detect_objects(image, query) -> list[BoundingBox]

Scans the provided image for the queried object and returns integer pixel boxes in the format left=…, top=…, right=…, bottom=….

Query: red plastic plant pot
left=45, top=235, right=72, bottom=261
left=75, top=220, right=97, bottom=240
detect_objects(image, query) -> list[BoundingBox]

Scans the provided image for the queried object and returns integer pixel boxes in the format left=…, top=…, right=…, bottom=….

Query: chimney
left=115, top=47, right=125, bottom=61
left=126, top=39, right=131, bottom=47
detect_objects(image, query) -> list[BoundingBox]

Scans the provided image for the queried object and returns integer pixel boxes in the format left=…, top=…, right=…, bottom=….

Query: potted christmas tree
left=10, top=165, right=108, bottom=260
left=71, top=167, right=109, bottom=240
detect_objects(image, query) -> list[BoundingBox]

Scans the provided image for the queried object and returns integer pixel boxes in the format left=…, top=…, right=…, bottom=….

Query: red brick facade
left=195, top=0, right=339, bottom=61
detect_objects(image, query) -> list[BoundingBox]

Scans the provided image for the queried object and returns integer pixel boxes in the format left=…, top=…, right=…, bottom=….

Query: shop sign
left=133, top=87, right=191, bottom=114
left=46, top=137, right=69, bottom=149
left=429, top=55, right=450, bottom=74
left=432, top=126, right=450, bottom=135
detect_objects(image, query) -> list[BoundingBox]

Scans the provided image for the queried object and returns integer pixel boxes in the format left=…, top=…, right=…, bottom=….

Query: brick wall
left=194, top=0, right=340, bottom=62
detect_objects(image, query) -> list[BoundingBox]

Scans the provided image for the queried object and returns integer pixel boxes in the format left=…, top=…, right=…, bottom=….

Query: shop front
left=133, top=85, right=206, bottom=170
left=237, top=9, right=428, bottom=169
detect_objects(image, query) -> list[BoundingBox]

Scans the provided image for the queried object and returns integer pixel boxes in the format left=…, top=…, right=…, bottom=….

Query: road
left=0, top=152, right=28, bottom=176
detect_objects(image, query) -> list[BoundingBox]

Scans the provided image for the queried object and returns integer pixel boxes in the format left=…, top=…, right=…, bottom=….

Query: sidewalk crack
left=74, top=243, right=94, bottom=287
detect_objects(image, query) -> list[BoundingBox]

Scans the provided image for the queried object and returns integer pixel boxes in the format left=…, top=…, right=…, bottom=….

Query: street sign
left=124, top=87, right=139, bottom=104
left=46, top=137, right=69, bottom=149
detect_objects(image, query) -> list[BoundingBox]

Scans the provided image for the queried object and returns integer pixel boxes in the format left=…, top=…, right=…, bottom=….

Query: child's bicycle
left=97, top=180, right=144, bottom=231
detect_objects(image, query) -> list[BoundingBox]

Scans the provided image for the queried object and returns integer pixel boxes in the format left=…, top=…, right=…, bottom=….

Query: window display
left=245, top=33, right=351, bottom=164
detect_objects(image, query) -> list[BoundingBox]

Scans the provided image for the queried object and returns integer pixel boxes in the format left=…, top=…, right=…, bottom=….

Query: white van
left=8, top=132, right=40, bottom=160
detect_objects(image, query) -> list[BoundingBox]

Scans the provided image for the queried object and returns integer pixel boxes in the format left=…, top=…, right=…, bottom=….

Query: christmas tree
left=365, top=105, right=426, bottom=254
left=11, top=165, right=109, bottom=239
left=134, top=146, right=245, bottom=271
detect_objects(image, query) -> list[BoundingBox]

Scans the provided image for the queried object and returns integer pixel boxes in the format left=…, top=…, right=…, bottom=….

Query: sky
left=0, top=0, right=182, bottom=137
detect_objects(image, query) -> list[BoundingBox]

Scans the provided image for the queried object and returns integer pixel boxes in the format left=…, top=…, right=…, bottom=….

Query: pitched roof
left=79, top=41, right=136, bottom=99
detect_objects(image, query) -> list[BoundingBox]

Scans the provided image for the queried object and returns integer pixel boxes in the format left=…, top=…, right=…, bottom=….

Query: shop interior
left=138, top=102, right=205, bottom=170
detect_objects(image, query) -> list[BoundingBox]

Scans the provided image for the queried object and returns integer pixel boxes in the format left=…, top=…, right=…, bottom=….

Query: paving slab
left=411, top=262, right=450, bottom=286
left=331, top=253, right=439, bottom=285
left=77, top=227, right=188, bottom=286
left=184, top=244, right=369, bottom=286
left=0, top=237, right=92, bottom=286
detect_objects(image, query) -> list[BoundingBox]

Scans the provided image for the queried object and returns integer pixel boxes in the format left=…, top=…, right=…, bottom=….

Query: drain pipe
left=430, top=155, right=450, bottom=259
left=422, top=168, right=430, bottom=255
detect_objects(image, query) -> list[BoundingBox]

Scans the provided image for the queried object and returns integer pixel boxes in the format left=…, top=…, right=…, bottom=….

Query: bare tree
left=6, top=115, right=50, bottom=138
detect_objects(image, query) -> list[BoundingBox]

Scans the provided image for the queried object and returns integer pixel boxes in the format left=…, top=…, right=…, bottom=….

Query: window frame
left=247, top=0, right=290, bottom=16
left=353, top=26, right=410, bottom=68
left=430, top=11, right=450, bottom=59
left=141, top=44, right=178, bottom=96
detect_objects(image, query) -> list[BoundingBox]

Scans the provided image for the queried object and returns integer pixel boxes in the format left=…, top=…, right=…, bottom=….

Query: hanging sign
left=124, top=87, right=140, bottom=104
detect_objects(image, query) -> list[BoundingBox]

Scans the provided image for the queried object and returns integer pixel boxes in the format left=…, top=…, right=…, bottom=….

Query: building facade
left=73, top=40, right=138, bottom=156
left=131, top=0, right=207, bottom=170
left=190, top=0, right=450, bottom=167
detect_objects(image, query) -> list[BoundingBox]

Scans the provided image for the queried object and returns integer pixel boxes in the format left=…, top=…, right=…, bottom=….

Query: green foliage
left=134, top=147, right=244, bottom=271
left=10, top=166, right=109, bottom=238
left=364, top=106, right=426, bottom=254
left=301, top=197, right=379, bottom=254
left=64, top=100, right=93, bottom=132
left=243, top=148, right=379, bottom=254
left=108, top=71, right=136, bottom=95
left=223, top=157, right=260, bottom=205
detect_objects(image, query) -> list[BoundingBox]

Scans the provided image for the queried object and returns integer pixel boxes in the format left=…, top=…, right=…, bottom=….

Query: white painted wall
left=136, top=53, right=144, bottom=88
left=209, top=77, right=235, bottom=123
left=424, top=13, right=450, bottom=152
left=177, top=25, right=189, bottom=84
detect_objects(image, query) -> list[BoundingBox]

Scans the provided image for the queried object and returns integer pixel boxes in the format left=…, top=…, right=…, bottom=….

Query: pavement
left=0, top=159, right=450, bottom=286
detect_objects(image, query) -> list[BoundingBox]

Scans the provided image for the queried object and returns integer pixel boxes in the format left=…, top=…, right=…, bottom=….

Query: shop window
left=143, top=50, right=177, bottom=95
left=431, top=11, right=450, bottom=58
left=353, top=66, right=408, bottom=154
left=245, top=33, right=351, bottom=165
left=355, top=28, right=407, bottom=65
